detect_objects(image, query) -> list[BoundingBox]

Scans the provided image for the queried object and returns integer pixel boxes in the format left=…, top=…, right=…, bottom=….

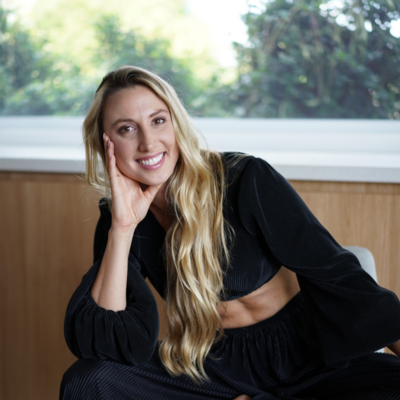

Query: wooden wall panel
left=0, top=172, right=399, bottom=400
left=291, top=181, right=400, bottom=296
left=0, top=173, right=99, bottom=400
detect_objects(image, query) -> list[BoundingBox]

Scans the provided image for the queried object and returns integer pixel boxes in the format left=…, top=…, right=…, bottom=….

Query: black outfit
left=60, top=153, right=400, bottom=399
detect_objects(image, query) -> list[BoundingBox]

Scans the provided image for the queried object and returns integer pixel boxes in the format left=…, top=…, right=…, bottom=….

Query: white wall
left=1, top=117, right=399, bottom=182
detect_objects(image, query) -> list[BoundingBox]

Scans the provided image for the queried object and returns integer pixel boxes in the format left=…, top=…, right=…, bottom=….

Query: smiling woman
left=102, top=86, right=180, bottom=191
left=76, top=65, right=235, bottom=385
left=60, top=65, right=400, bottom=400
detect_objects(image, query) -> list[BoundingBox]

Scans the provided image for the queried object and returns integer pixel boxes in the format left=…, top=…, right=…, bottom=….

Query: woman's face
left=102, top=85, right=180, bottom=189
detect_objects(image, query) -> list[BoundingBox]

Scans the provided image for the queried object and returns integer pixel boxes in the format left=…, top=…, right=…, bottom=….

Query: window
left=2, top=0, right=399, bottom=118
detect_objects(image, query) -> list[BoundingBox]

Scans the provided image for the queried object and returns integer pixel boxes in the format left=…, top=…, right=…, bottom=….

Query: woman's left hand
left=233, top=396, right=251, bottom=400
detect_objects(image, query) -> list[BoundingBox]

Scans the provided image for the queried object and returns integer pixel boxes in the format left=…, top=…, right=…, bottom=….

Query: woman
left=60, top=66, right=400, bottom=400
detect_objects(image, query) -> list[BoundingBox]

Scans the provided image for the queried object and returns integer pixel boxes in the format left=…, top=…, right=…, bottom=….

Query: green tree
left=90, top=14, right=203, bottom=111
left=0, top=5, right=50, bottom=114
left=0, top=4, right=218, bottom=116
left=226, top=0, right=400, bottom=118
left=0, top=3, right=93, bottom=115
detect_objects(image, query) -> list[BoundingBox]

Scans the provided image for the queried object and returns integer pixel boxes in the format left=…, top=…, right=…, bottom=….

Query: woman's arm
left=63, top=135, right=163, bottom=365
left=64, top=249, right=161, bottom=365
left=90, top=226, right=135, bottom=311
left=90, top=134, right=161, bottom=311
left=237, top=156, right=400, bottom=364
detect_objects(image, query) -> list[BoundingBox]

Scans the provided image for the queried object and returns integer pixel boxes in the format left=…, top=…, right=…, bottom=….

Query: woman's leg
left=212, top=292, right=400, bottom=400
left=59, top=347, right=274, bottom=400
left=282, top=352, right=400, bottom=400
left=61, top=291, right=400, bottom=400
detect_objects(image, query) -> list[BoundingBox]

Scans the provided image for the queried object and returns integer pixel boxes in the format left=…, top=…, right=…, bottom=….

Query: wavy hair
left=83, top=65, right=235, bottom=383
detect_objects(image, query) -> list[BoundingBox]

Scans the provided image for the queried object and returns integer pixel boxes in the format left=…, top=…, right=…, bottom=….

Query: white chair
left=343, top=246, right=378, bottom=283
left=343, top=246, right=384, bottom=353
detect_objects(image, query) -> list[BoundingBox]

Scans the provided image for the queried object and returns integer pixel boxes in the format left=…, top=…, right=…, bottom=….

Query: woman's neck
left=148, top=183, right=172, bottom=232
left=138, top=181, right=168, bottom=213
left=151, top=183, right=168, bottom=213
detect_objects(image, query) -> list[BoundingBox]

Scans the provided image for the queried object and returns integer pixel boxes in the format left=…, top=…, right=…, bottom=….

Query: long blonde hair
left=83, top=66, right=233, bottom=383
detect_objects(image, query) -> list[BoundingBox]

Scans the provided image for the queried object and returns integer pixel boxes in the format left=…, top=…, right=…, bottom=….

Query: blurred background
left=1, top=0, right=400, bottom=118
left=1, top=1, right=400, bottom=399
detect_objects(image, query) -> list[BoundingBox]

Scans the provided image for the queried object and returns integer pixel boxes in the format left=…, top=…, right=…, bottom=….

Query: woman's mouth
left=136, top=152, right=165, bottom=170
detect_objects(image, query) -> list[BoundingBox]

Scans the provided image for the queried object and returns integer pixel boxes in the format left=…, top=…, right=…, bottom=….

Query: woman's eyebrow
left=111, top=118, right=135, bottom=128
left=149, top=109, right=169, bottom=118
left=110, top=110, right=169, bottom=127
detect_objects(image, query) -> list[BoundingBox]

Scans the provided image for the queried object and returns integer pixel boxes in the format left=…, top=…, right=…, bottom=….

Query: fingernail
left=103, top=133, right=105, bottom=140
left=107, top=140, right=110, bottom=148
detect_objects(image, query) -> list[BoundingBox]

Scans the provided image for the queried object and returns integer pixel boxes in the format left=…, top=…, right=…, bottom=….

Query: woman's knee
left=60, top=358, right=112, bottom=399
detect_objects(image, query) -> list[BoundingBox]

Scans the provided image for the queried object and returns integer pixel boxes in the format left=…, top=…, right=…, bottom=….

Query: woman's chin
left=117, top=165, right=165, bottom=189
left=132, top=174, right=168, bottom=191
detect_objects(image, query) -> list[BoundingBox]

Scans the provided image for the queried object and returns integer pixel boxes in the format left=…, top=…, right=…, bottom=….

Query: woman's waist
left=217, top=266, right=300, bottom=329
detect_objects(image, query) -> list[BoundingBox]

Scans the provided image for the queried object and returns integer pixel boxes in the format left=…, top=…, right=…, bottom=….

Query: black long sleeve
left=64, top=201, right=160, bottom=365
left=237, top=157, right=400, bottom=365
left=64, top=155, right=400, bottom=368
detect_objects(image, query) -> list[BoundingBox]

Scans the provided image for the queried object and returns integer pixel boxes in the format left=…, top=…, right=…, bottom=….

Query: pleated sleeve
left=237, top=156, right=400, bottom=365
left=64, top=200, right=160, bottom=365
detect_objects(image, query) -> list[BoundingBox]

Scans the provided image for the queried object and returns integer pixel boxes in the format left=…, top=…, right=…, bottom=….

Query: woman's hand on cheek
left=103, top=133, right=162, bottom=233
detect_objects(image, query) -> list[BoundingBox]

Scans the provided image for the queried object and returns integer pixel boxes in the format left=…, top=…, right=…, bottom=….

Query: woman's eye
left=153, top=117, right=166, bottom=125
left=119, top=126, right=136, bottom=134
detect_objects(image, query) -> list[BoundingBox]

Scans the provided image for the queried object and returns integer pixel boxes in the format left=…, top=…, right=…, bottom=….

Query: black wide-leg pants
left=60, top=293, right=400, bottom=399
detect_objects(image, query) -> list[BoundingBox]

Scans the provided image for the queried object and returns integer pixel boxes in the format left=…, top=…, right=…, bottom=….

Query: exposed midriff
left=217, top=266, right=300, bottom=329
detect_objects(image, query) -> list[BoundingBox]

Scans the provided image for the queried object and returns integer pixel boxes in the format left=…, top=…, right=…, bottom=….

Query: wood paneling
left=291, top=181, right=400, bottom=295
left=0, top=172, right=399, bottom=400
left=0, top=173, right=99, bottom=400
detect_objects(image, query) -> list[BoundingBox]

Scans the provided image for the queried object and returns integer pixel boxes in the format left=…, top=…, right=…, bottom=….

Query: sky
left=187, top=0, right=263, bottom=67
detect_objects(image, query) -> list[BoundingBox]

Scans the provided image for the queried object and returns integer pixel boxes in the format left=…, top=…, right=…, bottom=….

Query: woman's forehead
left=104, top=86, right=169, bottom=121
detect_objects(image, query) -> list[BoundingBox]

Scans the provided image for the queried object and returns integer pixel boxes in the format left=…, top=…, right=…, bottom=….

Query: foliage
left=224, top=0, right=400, bottom=118
left=2, top=0, right=400, bottom=118
left=24, top=0, right=216, bottom=80
left=91, top=14, right=203, bottom=112
left=0, top=5, right=208, bottom=115
left=0, top=6, right=48, bottom=114
left=0, top=3, right=92, bottom=115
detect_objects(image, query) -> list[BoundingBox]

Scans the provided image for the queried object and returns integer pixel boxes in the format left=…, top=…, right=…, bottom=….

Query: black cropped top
left=64, top=153, right=400, bottom=368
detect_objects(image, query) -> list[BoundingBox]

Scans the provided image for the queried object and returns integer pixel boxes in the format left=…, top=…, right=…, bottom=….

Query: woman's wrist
left=109, top=223, right=137, bottom=238
left=91, top=224, right=136, bottom=310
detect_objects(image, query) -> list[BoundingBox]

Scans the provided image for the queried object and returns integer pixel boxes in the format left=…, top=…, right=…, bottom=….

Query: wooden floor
left=0, top=172, right=399, bottom=400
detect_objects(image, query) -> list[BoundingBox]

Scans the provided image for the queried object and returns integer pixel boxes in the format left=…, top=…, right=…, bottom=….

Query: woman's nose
left=138, top=127, right=155, bottom=152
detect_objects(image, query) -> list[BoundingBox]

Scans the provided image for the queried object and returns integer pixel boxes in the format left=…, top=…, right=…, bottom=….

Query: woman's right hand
left=103, top=133, right=162, bottom=232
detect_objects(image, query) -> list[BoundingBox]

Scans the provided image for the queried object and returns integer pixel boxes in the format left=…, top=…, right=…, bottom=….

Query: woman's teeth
left=137, top=152, right=164, bottom=166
